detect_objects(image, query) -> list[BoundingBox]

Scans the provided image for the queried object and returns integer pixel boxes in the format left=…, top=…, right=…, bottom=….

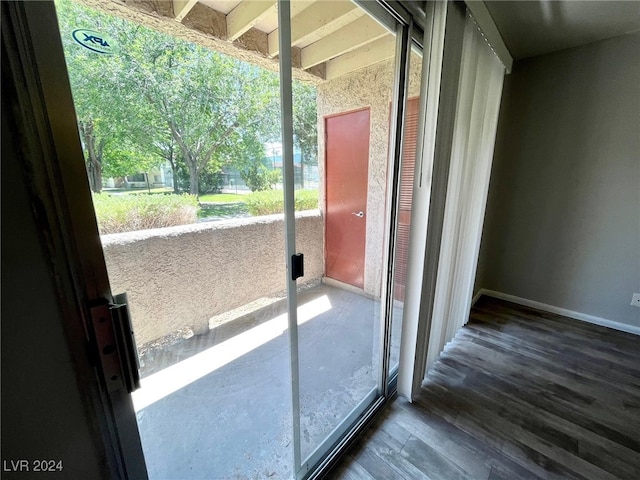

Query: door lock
left=351, top=211, right=364, bottom=218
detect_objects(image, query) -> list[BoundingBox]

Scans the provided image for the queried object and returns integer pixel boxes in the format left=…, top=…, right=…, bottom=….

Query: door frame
left=1, top=2, right=147, bottom=478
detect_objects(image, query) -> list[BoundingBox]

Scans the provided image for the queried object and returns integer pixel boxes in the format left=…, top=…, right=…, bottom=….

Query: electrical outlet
left=631, top=293, right=640, bottom=307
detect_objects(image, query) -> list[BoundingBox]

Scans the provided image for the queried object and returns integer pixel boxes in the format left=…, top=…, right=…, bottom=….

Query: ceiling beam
left=173, top=0, right=199, bottom=22
left=301, top=15, right=388, bottom=69
left=226, top=0, right=277, bottom=41
left=267, top=1, right=358, bottom=57
left=324, top=34, right=395, bottom=80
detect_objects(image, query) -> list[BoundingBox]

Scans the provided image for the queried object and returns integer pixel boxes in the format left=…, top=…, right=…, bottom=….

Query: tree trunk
left=168, top=148, right=179, bottom=194
left=89, top=157, right=102, bottom=193
left=168, top=121, right=198, bottom=196
left=171, top=162, right=179, bottom=194
left=189, top=165, right=199, bottom=196
left=78, top=120, right=102, bottom=193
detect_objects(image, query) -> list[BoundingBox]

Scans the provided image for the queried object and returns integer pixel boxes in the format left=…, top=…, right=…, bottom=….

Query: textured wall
left=475, top=32, right=640, bottom=327
left=317, top=53, right=422, bottom=296
left=102, top=211, right=323, bottom=344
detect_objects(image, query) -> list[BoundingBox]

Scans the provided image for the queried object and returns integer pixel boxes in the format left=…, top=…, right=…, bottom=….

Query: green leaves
left=293, top=82, right=318, bottom=165
left=55, top=0, right=316, bottom=196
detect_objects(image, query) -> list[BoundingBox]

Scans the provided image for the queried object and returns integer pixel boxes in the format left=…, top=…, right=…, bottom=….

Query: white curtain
left=425, top=12, right=505, bottom=372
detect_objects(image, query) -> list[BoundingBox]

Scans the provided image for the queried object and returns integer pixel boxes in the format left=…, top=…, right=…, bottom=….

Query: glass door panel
left=389, top=49, right=424, bottom=374
left=54, top=1, right=293, bottom=478
left=291, top=2, right=399, bottom=470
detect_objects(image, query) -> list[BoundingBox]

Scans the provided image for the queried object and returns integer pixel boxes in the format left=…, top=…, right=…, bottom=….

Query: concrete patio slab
left=133, top=283, right=401, bottom=479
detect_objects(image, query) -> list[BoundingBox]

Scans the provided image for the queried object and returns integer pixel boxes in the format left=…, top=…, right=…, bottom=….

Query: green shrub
left=92, top=193, right=199, bottom=234
left=244, top=189, right=319, bottom=216
left=294, top=189, right=319, bottom=211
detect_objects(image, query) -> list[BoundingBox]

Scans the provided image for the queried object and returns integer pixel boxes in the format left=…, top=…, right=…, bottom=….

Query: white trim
left=464, top=1, right=513, bottom=73
left=276, top=0, right=302, bottom=472
left=476, top=289, right=640, bottom=336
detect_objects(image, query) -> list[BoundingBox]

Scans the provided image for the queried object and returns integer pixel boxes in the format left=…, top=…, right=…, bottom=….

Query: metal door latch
left=89, top=293, right=140, bottom=394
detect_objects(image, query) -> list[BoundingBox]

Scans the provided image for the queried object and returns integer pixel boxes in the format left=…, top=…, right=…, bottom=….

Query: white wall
left=476, top=32, right=640, bottom=327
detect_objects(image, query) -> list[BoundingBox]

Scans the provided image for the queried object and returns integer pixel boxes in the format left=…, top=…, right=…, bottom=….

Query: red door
left=325, top=108, right=370, bottom=289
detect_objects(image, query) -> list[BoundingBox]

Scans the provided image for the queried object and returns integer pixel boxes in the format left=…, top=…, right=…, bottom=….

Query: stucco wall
left=317, top=53, right=422, bottom=296
left=102, top=210, right=323, bottom=345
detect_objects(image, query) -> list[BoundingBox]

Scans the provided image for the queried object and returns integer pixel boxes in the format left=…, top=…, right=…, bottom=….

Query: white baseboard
left=471, top=290, right=484, bottom=306
left=476, top=289, right=640, bottom=336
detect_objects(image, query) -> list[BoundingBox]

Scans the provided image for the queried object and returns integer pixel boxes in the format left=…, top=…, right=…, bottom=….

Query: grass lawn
left=199, top=193, right=247, bottom=203
left=198, top=203, right=249, bottom=219
left=103, top=187, right=174, bottom=195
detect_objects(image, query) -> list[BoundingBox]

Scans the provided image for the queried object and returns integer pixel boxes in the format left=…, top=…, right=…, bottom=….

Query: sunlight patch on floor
left=132, top=294, right=332, bottom=411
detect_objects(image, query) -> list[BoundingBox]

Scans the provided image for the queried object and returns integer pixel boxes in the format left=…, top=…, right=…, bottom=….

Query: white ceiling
left=484, top=0, right=640, bottom=59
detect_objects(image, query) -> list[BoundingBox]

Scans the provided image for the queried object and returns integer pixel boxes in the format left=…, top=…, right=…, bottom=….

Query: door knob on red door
left=351, top=211, right=364, bottom=218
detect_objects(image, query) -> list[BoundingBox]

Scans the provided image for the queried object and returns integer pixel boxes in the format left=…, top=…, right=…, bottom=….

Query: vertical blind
left=425, top=12, right=506, bottom=372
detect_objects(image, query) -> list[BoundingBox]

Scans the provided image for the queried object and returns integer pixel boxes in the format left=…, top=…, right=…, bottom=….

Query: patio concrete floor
left=132, top=283, right=402, bottom=480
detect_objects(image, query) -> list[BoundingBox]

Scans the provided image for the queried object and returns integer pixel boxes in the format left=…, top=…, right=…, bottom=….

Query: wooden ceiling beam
left=226, top=0, right=277, bottom=41
left=301, top=15, right=388, bottom=69
left=173, top=0, right=199, bottom=22
left=324, top=34, right=395, bottom=80
left=267, top=1, right=358, bottom=57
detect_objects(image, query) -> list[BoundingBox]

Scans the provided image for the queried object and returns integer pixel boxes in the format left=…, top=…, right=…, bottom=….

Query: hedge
left=244, top=189, right=319, bottom=216
left=92, top=193, right=199, bottom=234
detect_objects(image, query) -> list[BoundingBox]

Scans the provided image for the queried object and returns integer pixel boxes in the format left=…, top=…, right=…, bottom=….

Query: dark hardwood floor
left=329, top=296, right=640, bottom=479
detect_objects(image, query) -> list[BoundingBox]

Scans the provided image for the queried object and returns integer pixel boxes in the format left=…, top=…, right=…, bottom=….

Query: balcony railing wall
left=101, top=210, right=324, bottom=345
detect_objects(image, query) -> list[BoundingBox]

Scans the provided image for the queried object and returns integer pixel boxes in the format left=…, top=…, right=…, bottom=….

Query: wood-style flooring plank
left=393, top=397, right=546, bottom=480
left=460, top=336, right=637, bottom=435
left=329, top=296, right=640, bottom=480
left=431, top=358, right=640, bottom=478
left=461, top=318, right=640, bottom=400
left=448, top=330, right=640, bottom=442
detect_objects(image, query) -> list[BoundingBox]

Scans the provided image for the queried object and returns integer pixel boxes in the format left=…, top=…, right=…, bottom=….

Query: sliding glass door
left=39, top=0, right=425, bottom=478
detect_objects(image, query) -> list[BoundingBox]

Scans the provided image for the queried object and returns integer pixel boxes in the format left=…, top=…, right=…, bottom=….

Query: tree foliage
left=293, top=82, right=318, bottom=166
left=55, top=0, right=316, bottom=196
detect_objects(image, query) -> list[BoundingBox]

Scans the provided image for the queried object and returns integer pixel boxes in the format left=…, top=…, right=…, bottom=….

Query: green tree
left=56, top=0, right=315, bottom=197
left=119, top=27, right=281, bottom=196
left=56, top=0, right=162, bottom=192
left=230, top=80, right=316, bottom=191
left=231, top=123, right=280, bottom=192
left=293, top=82, right=318, bottom=167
